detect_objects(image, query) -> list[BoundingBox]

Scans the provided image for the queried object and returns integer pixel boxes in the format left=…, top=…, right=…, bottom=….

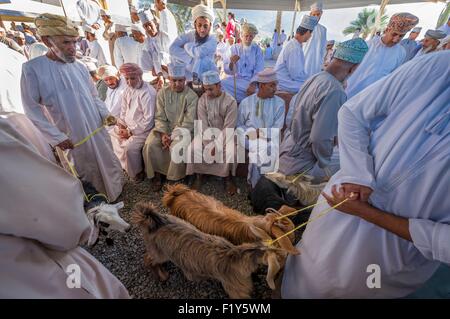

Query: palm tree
left=343, top=8, right=389, bottom=39
left=436, top=1, right=450, bottom=29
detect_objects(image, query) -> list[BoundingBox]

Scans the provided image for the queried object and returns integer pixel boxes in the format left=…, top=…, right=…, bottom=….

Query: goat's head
left=94, top=202, right=131, bottom=233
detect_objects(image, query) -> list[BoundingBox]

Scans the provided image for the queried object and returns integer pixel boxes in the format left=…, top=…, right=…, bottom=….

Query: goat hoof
left=105, top=238, right=114, bottom=246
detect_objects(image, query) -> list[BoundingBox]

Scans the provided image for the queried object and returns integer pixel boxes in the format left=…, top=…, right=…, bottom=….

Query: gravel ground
left=86, top=176, right=308, bottom=299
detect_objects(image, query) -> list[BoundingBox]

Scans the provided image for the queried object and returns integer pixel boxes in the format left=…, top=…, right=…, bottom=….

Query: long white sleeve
left=410, top=219, right=450, bottom=265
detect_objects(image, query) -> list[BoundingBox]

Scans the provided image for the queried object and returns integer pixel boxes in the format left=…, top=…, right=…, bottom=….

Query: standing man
left=111, top=64, right=156, bottom=181
left=221, top=23, right=264, bottom=103
left=84, top=25, right=107, bottom=66
left=113, top=26, right=139, bottom=68
left=303, top=2, right=328, bottom=77
left=14, top=32, right=29, bottom=59
left=278, top=30, right=287, bottom=47
left=153, top=0, right=178, bottom=66
left=345, top=12, right=418, bottom=98
left=282, top=51, right=450, bottom=299
left=275, top=15, right=318, bottom=94
left=237, top=69, right=285, bottom=188
left=21, top=14, right=124, bottom=201
left=169, top=4, right=217, bottom=85
left=400, top=26, right=421, bottom=61
left=187, top=71, right=238, bottom=194
left=414, top=29, right=446, bottom=57
left=142, top=63, right=198, bottom=191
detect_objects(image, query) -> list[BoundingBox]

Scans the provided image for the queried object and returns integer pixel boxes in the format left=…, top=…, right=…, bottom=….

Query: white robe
left=76, top=0, right=101, bottom=26
left=222, top=43, right=264, bottom=103
left=21, top=56, right=124, bottom=201
left=237, top=94, right=285, bottom=187
left=282, top=51, right=450, bottom=298
left=156, top=8, right=178, bottom=65
left=105, top=78, right=127, bottom=117
left=169, top=31, right=217, bottom=81
left=0, top=118, right=129, bottom=299
left=88, top=39, right=108, bottom=66
left=275, top=38, right=308, bottom=93
left=345, top=36, right=406, bottom=98
left=140, top=37, right=163, bottom=74
left=114, top=36, right=143, bottom=68
left=111, top=82, right=156, bottom=178
left=303, top=23, right=327, bottom=77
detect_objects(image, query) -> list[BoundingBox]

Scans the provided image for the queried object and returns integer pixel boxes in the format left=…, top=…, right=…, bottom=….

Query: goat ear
left=265, top=252, right=281, bottom=290
left=271, top=226, right=300, bottom=255
left=114, top=201, right=124, bottom=209
left=249, top=225, right=272, bottom=241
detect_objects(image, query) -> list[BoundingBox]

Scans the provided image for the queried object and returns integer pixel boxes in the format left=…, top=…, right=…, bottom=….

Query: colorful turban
left=202, top=71, right=221, bottom=85
left=168, top=62, right=186, bottom=78
left=424, top=29, right=446, bottom=40
left=100, top=65, right=120, bottom=80
left=333, top=38, right=369, bottom=64
left=35, top=13, right=79, bottom=37
left=241, top=23, right=258, bottom=36
left=192, top=4, right=215, bottom=23
left=255, top=68, right=277, bottom=83
left=119, top=63, right=143, bottom=77
left=298, top=15, right=319, bottom=31
left=387, top=13, right=419, bottom=34
left=310, top=2, right=324, bottom=12
left=137, top=9, right=154, bottom=24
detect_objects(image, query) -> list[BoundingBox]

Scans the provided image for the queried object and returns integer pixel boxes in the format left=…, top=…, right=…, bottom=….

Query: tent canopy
left=169, top=0, right=431, bottom=11
left=0, top=0, right=64, bottom=22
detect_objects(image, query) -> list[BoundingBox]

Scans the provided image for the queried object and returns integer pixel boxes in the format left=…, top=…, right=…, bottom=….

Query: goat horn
left=265, top=251, right=281, bottom=290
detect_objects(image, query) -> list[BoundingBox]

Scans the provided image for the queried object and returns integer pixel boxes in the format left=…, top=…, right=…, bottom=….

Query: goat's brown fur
left=132, top=202, right=285, bottom=299
left=162, top=184, right=299, bottom=254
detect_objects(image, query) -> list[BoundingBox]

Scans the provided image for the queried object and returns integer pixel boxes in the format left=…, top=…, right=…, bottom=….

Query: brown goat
left=162, top=184, right=299, bottom=255
left=132, top=202, right=286, bottom=299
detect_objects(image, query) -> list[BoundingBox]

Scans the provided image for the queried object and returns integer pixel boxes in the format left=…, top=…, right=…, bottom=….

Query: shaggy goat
left=162, top=184, right=299, bottom=255
left=132, top=202, right=285, bottom=299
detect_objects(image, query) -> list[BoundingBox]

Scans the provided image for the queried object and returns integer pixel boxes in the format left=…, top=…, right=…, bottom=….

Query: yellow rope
left=275, top=200, right=327, bottom=220
left=73, top=124, right=106, bottom=147
left=266, top=197, right=351, bottom=247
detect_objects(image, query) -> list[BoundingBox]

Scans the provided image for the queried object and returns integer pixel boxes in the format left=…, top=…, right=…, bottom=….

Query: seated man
left=103, top=65, right=127, bottom=118
left=143, top=63, right=198, bottom=191
left=186, top=71, right=238, bottom=195
left=221, top=23, right=264, bottom=103
left=110, top=63, right=156, bottom=181
left=251, top=38, right=369, bottom=213
left=237, top=68, right=285, bottom=189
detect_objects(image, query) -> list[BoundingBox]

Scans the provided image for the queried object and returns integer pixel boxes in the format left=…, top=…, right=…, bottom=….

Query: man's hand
left=322, top=185, right=370, bottom=216
left=57, top=139, right=74, bottom=150
left=246, top=83, right=257, bottom=96
left=92, top=23, right=100, bottom=30
left=104, top=115, right=117, bottom=126
left=156, top=75, right=164, bottom=90
left=341, top=183, right=373, bottom=202
left=161, top=133, right=172, bottom=149
left=118, top=128, right=131, bottom=140
left=230, top=55, right=240, bottom=64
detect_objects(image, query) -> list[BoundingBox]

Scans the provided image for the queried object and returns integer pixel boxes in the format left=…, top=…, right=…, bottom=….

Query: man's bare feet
left=225, top=176, right=236, bottom=195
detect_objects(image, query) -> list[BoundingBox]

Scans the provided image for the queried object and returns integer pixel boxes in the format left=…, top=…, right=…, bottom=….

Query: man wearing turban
left=186, top=71, right=238, bottom=195
left=21, top=13, right=124, bottom=201
left=345, top=12, right=419, bottom=98
left=414, top=29, right=447, bottom=58
left=220, top=23, right=264, bottom=103
left=110, top=64, right=157, bottom=181
left=169, top=4, right=218, bottom=88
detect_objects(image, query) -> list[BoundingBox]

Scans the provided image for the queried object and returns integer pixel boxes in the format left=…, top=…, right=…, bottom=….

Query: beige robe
left=0, top=118, right=129, bottom=299
left=186, top=91, right=237, bottom=177
left=143, top=86, right=198, bottom=181
left=111, top=82, right=156, bottom=178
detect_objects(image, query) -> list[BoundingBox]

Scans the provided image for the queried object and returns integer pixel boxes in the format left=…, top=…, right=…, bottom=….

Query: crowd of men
left=1, top=0, right=449, bottom=299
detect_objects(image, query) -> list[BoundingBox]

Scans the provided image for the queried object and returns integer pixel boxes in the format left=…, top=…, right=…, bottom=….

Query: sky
left=230, top=2, right=447, bottom=42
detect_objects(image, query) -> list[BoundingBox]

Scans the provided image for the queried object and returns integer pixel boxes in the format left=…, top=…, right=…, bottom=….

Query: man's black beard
left=195, top=31, right=208, bottom=44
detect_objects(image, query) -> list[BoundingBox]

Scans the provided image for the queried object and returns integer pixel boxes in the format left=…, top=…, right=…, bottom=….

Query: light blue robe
left=169, top=31, right=217, bottom=82
left=345, top=36, right=406, bottom=99
left=400, top=38, right=420, bottom=62
left=282, top=51, right=450, bottom=298
left=221, top=43, right=264, bottom=103
left=237, top=94, right=285, bottom=187
left=303, top=23, right=327, bottom=77
left=274, top=39, right=308, bottom=93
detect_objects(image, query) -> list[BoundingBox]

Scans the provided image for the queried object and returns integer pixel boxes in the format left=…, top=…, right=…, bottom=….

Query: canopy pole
left=275, top=10, right=282, bottom=34
left=289, top=0, right=300, bottom=38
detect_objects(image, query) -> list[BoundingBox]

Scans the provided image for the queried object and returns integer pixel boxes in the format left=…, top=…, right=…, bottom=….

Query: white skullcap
left=168, top=62, right=186, bottom=78
left=202, top=70, right=221, bottom=85
left=255, top=68, right=277, bottom=83
left=192, top=4, right=215, bottom=23
left=115, top=24, right=130, bottom=33
left=131, top=23, right=145, bottom=34
left=101, top=65, right=119, bottom=79
left=29, top=42, right=48, bottom=59
left=83, top=25, right=95, bottom=34
left=14, top=31, right=25, bottom=39
left=137, top=9, right=154, bottom=24
left=310, top=2, right=323, bottom=12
